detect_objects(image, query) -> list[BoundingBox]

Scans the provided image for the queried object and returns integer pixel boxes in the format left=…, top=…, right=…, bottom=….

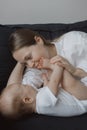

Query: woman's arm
left=50, top=55, right=87, bottom=79
left=7, top=62, right=25, bottom=86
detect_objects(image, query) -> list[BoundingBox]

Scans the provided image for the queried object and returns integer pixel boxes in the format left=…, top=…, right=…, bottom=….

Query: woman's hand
left=50, top=55, right=76, bottom=74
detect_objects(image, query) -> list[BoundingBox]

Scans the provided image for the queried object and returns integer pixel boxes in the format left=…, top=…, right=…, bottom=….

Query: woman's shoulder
left=53, top=31, right=87, bottom=42
left=52, top=31, right=78, bottom=43
left=63, top=31, right=87, bottom=39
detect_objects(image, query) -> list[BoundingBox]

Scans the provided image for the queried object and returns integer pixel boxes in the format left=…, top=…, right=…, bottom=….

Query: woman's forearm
left=7, top=62, right=25, bottom=86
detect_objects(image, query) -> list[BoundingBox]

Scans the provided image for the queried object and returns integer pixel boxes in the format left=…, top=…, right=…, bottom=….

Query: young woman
left=9, top=29, right=87, bottom=86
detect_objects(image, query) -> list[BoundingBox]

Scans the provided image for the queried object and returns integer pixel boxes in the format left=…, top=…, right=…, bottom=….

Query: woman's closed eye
left=25, top=54, right=32, bottom=61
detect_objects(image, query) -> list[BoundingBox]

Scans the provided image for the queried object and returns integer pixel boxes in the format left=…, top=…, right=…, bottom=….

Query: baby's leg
left=61, top=70, right=87, bottom=100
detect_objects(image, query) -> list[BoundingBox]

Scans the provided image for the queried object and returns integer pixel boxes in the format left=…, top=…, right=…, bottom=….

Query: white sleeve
left=81, top=77, right=87, bottom=86
left=36, top=87, right=57, bottom=113
left=59, top=31, right=87, bottom=86
left=77, top=60, right=87, bottom=72
left=77, top=60, right=87, bottom=86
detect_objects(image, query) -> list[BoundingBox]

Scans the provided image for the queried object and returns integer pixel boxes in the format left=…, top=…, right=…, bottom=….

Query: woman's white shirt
left=53, top=31, right=87, bottom=86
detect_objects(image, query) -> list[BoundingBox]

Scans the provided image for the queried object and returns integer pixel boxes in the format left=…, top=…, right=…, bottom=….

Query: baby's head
left=0, top=83, right=37, bottom=119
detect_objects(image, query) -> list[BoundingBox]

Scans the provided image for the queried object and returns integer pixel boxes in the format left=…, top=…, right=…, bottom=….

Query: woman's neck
left=47, top=44, right=57, bottom=58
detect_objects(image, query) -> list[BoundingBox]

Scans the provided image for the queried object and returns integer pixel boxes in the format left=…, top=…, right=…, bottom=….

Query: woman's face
left=13, top=37, right=50, bottom=68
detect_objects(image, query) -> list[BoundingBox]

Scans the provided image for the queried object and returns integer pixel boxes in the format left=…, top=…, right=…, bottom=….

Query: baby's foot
left=38, top=57, right=52, bottom=69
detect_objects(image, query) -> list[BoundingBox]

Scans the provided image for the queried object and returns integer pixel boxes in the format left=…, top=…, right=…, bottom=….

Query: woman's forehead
left=13, top=46, right=30, bottom=56
left=13, top=47, right=31, bottom=62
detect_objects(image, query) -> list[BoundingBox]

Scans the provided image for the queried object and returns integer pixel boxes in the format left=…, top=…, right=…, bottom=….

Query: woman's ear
left=22, top=97, right=33, bottom=104
left=34, top=36, right=43, bottom=44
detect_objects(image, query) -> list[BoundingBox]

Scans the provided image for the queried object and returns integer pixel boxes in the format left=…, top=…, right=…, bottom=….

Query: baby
left=0, top=58, right=87, bottom=119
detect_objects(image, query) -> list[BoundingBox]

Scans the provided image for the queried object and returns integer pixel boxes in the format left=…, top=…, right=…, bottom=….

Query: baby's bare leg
left=61, top=70, right=87, bottom=100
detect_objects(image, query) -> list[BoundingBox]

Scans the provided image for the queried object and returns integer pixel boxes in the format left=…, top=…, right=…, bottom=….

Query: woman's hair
left=9, top=28, right=52, bottom=53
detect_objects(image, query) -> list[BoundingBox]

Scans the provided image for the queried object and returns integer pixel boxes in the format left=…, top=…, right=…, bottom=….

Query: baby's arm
left=7, top=62, right=25, bottom=86
left=50, top=55, right=87, bottom=79
left=38, top=58, right=63, bottom=96
left=47, top=64, right=63, bottom=96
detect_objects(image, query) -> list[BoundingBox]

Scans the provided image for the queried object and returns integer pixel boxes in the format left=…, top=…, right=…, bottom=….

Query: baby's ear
left=22, top=97, right=33, bottom=104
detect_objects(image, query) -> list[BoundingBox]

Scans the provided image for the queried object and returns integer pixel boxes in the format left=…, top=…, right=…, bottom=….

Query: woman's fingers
left=50, top=55, right=64, bottom=63
left=50, top=58, right=61, bottom=63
